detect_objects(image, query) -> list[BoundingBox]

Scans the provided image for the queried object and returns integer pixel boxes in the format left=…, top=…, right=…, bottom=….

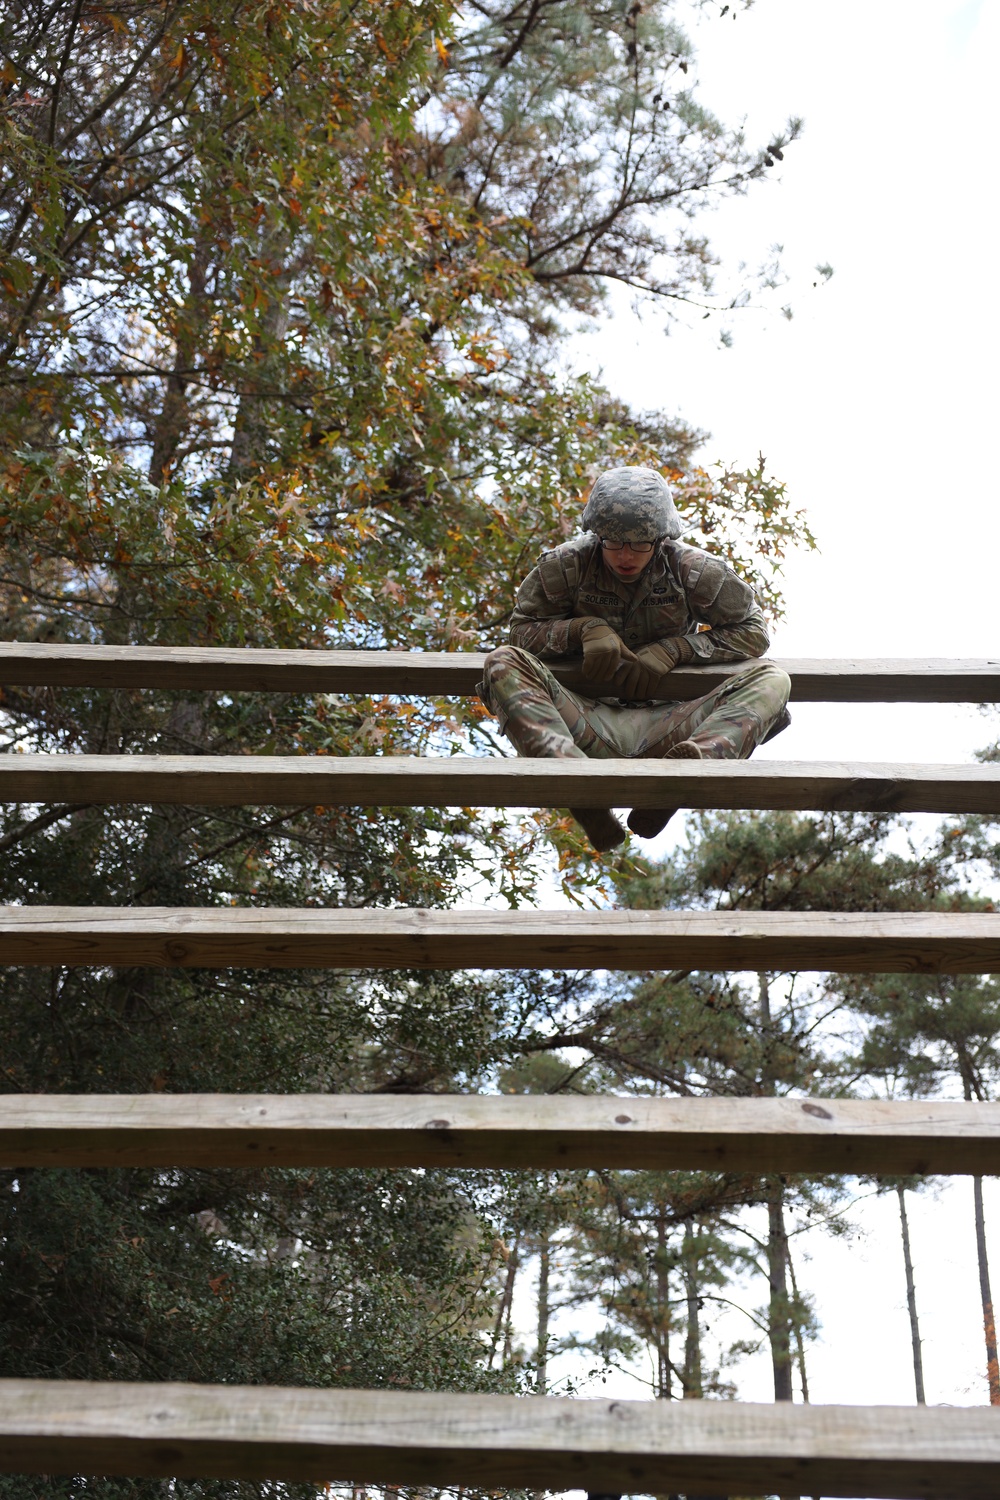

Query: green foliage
left=843, top=972, right=1000, bottom=1102
left=0, top=0, right=825, bottom=1488
left=622, top=808, right=951, bottom=913
left=501, top=810, right=969, bottom=1402
left=1, top=0, right=814, bottom=671
left=1, top=1165, right=497, bottom=1387
left=430, top=0, right=801, bottom=312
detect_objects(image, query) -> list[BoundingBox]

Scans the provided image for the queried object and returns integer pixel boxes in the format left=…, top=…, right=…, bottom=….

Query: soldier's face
left=600, top=538, right=655, bottom=582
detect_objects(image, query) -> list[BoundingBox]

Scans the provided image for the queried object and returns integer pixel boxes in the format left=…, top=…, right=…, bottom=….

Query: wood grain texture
left=3, top=641, right=1000, bottom=702
left=1, top=1094, right=998, bottom=1175
left=5, top=906, right=1000, bottom=976
left=2, top=753, right=1000, bottom=813
left=0, top=1379, right=997, bottom=1495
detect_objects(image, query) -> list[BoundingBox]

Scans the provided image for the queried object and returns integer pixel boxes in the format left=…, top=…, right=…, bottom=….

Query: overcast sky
left=544, top=0, right=1000, bottom=1433
left=575, top=0, right=999, bottom=770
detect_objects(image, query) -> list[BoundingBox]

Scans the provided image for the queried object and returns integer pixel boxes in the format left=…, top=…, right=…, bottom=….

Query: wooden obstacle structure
left=0, top=1380, right=998, bottom=1496
left=5, top=640, right=1000, bottom=700
left=2, top=1093, right=1000, bottom=1176
left=4, top=750, right=1000, bottom=814
left=5, top=905, right=1000, bottom=973
left=2, top=646, right=1000, bottom=1497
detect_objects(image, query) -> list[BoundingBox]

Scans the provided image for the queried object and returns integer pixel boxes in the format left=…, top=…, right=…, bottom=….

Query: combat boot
left=627, top=738, right=703, bottom=839
left=569, top=806, right=627, bottom=852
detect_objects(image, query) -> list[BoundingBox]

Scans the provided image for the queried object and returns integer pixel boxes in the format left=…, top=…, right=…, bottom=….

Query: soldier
left=478, top=466, right=791, bottom=852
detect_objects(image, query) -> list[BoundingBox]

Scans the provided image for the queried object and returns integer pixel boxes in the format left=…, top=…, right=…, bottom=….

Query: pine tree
left=0, top=4, right=818, bottom=1492
left=580, top=810, right=949, bottom=1401
left=845, top=969, right=1000, bottom=1405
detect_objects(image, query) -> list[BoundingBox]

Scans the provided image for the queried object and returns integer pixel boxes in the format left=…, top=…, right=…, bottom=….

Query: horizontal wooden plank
left=1, top=754, right=999, bottom=814
left=0, top=1379, right=995, bottom=1495
left=3, top=641, right=1000, bottom=702
left=0, top=642, right=485, bottom=696
left=1, top=1094, right=997, bottom=1175
left=4, top=907, right=1000, bottom=976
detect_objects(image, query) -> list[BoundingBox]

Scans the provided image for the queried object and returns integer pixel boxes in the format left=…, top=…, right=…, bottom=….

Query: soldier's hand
left=579, top=620, right=626, bottom=683
left=615, top=656, right=660, bottom=700
left=617, top=640, right=682, bottom=700
left=635, top=639, right=682, bottom=684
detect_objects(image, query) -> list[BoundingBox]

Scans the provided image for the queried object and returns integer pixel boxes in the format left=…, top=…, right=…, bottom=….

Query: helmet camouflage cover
left=581, top=466, right=682, bottom=543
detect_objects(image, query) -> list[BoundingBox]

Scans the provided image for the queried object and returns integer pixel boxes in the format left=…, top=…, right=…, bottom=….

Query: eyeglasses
left=600, top=538, right=655, bottom=555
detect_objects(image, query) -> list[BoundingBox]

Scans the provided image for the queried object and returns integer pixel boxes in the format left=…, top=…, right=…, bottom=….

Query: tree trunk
left=973, top=1174, right=1000, bottom=1405
left=896, top=1186, right=926, bottom=1404
left=960, top=1067, right=1000, bottom=1404
left=536, top=1232, right=550, bottom=1395
left=682, top=1220, right=703, bottom=1399
left=679, top=1222, right=727, bottom=1499
left=502, top=1242, right=520, bottom=1368
left=147, top=236, right=211, bottom=484
left=655, top=1211, right=672, bottom=1400
left=227, top=230, right=292, bottom=477
left=759, top=972, right=793, bottom=1404
left=488, top=1238, right=519, bottom=1369
left=767, top=1177, right=794, bottom=1402
left=786, top=1237, right=810, bottom=1403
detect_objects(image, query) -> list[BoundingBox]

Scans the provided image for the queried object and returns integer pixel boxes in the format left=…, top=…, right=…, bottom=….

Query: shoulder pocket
left=537, top=539, right=589, bottom=601
left=683, top=551, right=753, bottom=615
left=536, top=549, right=567, bottom=602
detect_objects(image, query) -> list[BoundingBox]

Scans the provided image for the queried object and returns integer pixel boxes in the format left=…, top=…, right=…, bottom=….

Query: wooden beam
left=3, top=640, right=1000, bottom=702
left=0, top=642, right=483, bottom=695
left=0, top=1379, right=996, bottom=1495
left=1, top=1094, right=998, bottom=1175
left=2, top=753, right=999, bottom=814
left=4, top=906, right=1000, bottom=975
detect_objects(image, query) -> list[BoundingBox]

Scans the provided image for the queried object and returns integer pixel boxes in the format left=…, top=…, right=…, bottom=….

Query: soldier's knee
left=763, top=663, right=791, bottom=702
left=743, top=660, right=791, bottom=704
left=483, top=643, right=522, bottom=672
left=479, top=645, right=548, bottom=714
left=482, top=644, right=541, bottom=687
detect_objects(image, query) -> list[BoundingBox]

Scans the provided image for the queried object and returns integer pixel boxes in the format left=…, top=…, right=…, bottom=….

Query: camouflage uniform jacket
left=508, top=533, right=769, bottom=665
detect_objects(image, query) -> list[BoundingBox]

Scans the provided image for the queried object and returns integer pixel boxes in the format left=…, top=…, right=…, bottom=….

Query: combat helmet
left=582, top=466, right=682, bottom=543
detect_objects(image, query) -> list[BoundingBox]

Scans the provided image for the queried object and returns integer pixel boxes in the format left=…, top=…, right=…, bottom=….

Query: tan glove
left=578, top=619, right=627, bottom=684
left=616, top=639, right=682, bottom=700
left=637, top=638, right=683, bottom=676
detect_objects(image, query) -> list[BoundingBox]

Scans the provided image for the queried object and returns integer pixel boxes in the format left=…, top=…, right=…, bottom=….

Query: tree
left=1, top=0, right=812, bottom=657
left=893, top=1177, right=927, bottom=1404
left=623, top=808, right=956, bottom=1401
left=551, top=810, right=949, bottom=1402
left=844, top=968, right=1000, bottom=1406
left=426, top=0, right=800, bottom=314
left=562, top=1166, right=748, bottom=1402
left=0, top=2, right=819, bottom=1491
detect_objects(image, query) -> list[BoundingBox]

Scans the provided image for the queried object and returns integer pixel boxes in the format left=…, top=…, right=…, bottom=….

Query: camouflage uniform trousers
left=479, top=645, right=791, bottom=765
